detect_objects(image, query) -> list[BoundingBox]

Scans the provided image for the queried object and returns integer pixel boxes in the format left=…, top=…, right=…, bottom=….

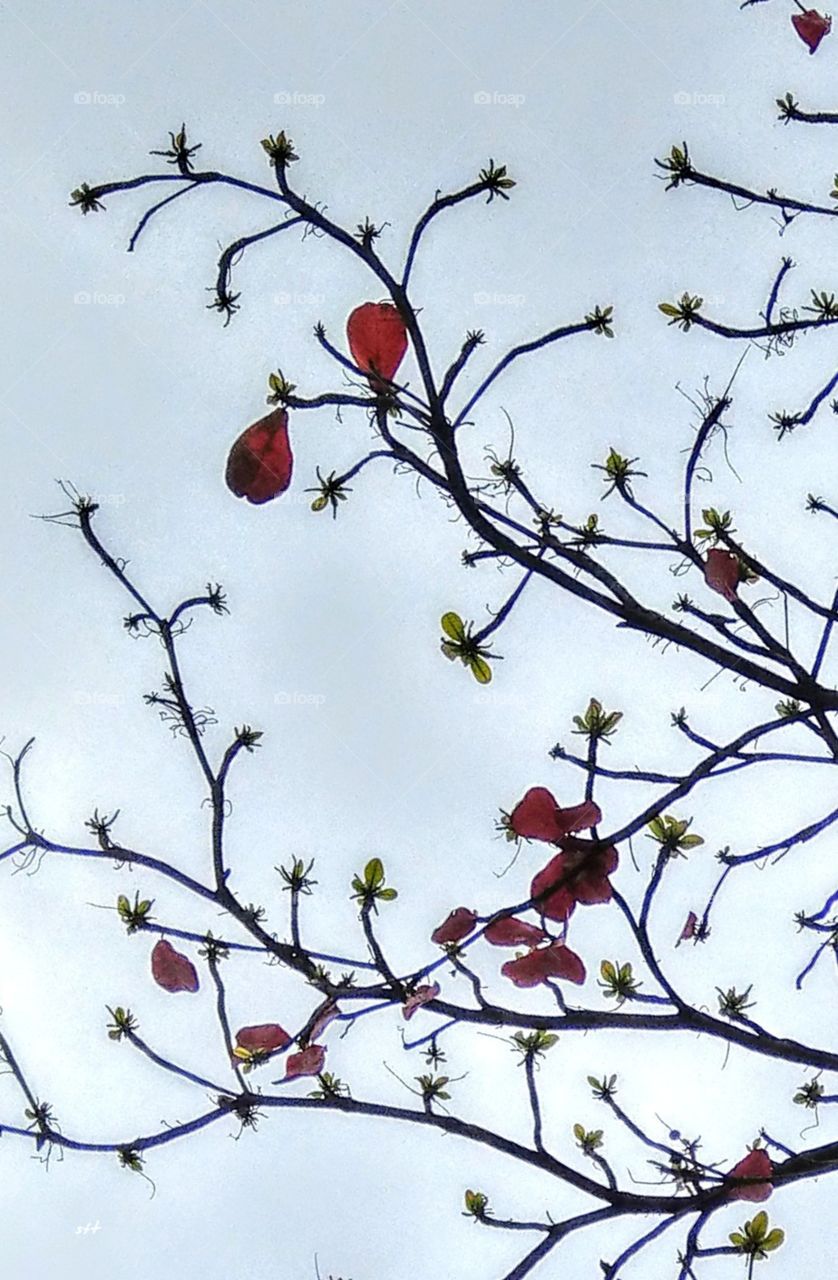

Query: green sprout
left=572, top=697, right=623, bottom=743
left=658, top=292, right=704, bottom=332
left=463, top=1189, right=491, bottom=1220
left=598, top=961, right=641, bottom=1006
left=350, top=857, right=398, bottom=913
left=106, top=1006, right=138, bottom=1041
left=116, top=892, right=153, bottom=934
left=478, top=159, right=516, bottom=202
left=655, top=142, right=693, bottom=189
left=440, top=611, right=497, bottom=684
left=646, top=813, right=704, bottom=858
left=729, top=1210, right=785, bottom=1269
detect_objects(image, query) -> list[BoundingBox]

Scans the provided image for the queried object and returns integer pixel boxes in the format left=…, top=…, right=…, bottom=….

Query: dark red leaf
left=151, top=939, right=199, bottom=993
left=792, top=9, right=831, bottom=53
left=501, top=941, right=586, bottom=988
left=704, top=549, right=739, bottom=602
left=226, top=407, right=293, bottom=504
left=509, top=787, right=601, bottom=843
left=285, top=1043, right=326, bottom=1079
left=235, top=1023, right=291, bottom=1053
left=531, top=840, right=618, bottom=921
left=484, top=917, right=547, bottom=947
left=431, top=906, right=477, bottom=945
left=530, top=853, right=577, bottom=922
left=560, top=837, right=619, bottom=905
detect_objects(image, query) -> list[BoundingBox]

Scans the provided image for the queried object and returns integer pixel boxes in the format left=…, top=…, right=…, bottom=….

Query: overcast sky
left=1, top=1, right=838, bottom=1277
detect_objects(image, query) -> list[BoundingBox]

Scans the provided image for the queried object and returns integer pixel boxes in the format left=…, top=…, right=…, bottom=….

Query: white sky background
left=1, top=0, right=838, bottom=1276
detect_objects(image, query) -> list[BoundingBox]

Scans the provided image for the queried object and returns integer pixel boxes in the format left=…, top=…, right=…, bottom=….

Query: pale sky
left=1, top=2, right=837, bottom=1277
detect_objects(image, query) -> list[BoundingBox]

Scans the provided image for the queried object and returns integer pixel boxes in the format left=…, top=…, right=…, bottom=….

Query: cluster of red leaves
left=427, top=902, right=586, bottom=992
left=427, top=788, right=616, bottom=994
left=150, top=941, right=329, bottom=1078
left=225, top=302, right=408, bottom=505
left=511, top=788, right=617, bottom=923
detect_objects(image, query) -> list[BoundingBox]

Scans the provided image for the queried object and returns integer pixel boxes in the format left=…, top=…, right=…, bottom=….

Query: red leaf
left=151, top=939, right=199, bottom=993
left=727, top=1149, right=773, bottom=1202
left=531, top=840, right=618, bottom=921
left=226, top=407, right=293, bottom=504
left=704, top=549, right=739, bottom=602
left=560, top=837, right=619, bottom=905
left=676, top=911, right=698, bottom=946
left=402, top=983, right=441, bottom=1021
left=792, top=9, right=831, bottom=53
left=285, top=1043, right=326, bottom=1079
left=309, top=1001, right=340, bottom=1041
left=509, top=787, right=601, bottom=843
left=530, top=853, right=577, bottom=922
left=235, top=1023, right=291, bottom=1053
left=484, top=917, right=547, bottom=947
left=347, top=302, right=408, bottom=385
left=501, top=941, right=586, bottom=988
left=431, top=907, right=477, bottom=945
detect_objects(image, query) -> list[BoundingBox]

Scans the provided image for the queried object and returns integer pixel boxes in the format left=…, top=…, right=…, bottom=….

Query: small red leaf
left=792, top=9, right=831, bottom=53
left=501, top=941, right=586, bottom=988
left=402, top=983, right=441, bottom=1021
left=151, top=939, right=199, bottom=993
left=704, top=549, right=739, bottom=602
left=484, top=917, right=547, bottom=947
left=309, top=1002, right=340, bottom=1041
left=727, top=1149, right=773, bottom=1202
left=285, top=1043, right=326, bottom=1079
left=431, top=907, right=477, bottom=945
left=235, top=1023, right=291, bottom=1053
